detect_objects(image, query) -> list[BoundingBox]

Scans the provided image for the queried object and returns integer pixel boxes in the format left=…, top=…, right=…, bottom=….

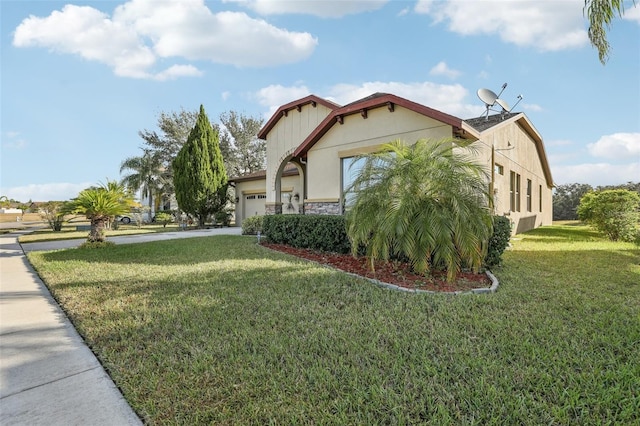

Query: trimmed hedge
left=261, top=214, right=511, bottom=268
left=262, top=214, right=350, bottom=254
left=484, top=215, right=512, bottom=267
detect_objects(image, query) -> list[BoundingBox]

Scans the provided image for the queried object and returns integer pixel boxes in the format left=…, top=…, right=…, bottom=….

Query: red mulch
left=262, top=243, right=491, bottom=293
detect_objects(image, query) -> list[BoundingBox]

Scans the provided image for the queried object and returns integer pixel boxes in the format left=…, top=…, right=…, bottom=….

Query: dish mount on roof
left=477, top=83, right=523, bottom=121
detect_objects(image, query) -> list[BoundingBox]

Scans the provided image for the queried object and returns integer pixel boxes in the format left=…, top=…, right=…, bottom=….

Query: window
left=510, top=171, right=521, bottom=212
left=539, top=185, right=543, bottom=212
left=342, top=156, right=367, bottom=210
left=246, top=195, right=256, bottom=200
left=526, top=179, right=532, bottom=212
left=258, top=195, right=266, bottom=199
left=494, top=163, right=504, bottom=176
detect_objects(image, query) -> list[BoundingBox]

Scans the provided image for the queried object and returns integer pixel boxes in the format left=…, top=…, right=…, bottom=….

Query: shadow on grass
left=41, top=244, right=640, bottom=425
left=34, top=235, right=269, bottom=266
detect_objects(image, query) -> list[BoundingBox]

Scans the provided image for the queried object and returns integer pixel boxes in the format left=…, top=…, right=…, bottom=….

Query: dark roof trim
left=229, top=165, right=299, bottom=183
left=292, top=93, right=464, bottom=158
left=257, top=95, right=340, bottom=140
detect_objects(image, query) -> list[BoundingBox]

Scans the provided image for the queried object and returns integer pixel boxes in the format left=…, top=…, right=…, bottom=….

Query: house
left=230, top=93, right=553, bottom=234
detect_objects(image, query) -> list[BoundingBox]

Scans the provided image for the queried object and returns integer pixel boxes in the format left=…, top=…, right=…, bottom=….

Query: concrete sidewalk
left=1, top=226, right=243, bottom=424
left=0, top=230, right=143, bottom=425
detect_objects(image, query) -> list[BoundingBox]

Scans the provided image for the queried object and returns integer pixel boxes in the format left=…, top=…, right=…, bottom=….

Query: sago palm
left=345, top=138, right=493, bottom=282
left=68, top=181, right=132, bottom=242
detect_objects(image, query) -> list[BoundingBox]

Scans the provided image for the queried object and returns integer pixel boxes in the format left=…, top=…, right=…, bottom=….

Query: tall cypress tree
left=173, top=105, right=228, bottom=227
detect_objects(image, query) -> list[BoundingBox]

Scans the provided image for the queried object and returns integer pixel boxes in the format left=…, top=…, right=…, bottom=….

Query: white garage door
left=243, top=194, right=266, bottom=221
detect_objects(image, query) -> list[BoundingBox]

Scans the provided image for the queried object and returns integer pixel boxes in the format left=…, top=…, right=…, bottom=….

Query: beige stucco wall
left=265, top=103, right=334, bottom=204
left=471, top=119, right=553, bottom=233
left=306, top=106, right=454, bottom=201
left=233, top=174, right=301, bottom=226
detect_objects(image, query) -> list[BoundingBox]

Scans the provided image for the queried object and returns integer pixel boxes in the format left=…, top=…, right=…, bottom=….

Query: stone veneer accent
left=304, top=201, right=341, bottom=215
left=265, top=203, right=282, bottom=215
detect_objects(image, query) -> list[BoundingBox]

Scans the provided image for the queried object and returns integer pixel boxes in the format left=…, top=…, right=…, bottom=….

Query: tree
left=40, top=201, right=68, bottom=231
left=66, top=181, right=133, bottom=242
left=577, top=189, right=640, bottom=241
left=346, top=138, right=493, bottom=282
left=219, top=111, right=265, bottom=176
left=120, top=150, right=166, bottom=217
left=585, top=0, right=633, bottom=64
left=139, top=108, right=199, bottom=166
left=173, top=105, right=228, bottom=227
left=552, top=183, right=593, bottom=220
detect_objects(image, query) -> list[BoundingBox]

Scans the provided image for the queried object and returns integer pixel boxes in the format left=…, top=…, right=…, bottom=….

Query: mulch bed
left=262, top=243, right=492, bottom=293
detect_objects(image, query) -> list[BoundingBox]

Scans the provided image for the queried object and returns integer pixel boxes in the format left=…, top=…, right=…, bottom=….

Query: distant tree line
left=553, top=182, right=639, bottom=221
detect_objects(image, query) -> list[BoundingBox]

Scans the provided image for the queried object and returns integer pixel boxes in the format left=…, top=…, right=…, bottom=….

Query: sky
left=1, top=0, right=639, bottom=202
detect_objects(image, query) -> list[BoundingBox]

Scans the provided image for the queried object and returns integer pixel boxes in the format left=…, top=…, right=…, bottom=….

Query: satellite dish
left=476, top=83, right=523, bottom=121
left=495, top=98, right=511, bottom=112
left=477, top=88, right=498, bottom=106
left=477, top=88, right=498, bottom=120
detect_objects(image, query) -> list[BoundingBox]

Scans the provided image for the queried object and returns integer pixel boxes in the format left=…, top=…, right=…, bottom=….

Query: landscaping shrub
left=262, top=214, right=350, bottom=253
left=79, top=241, right=116, bottom=249
left=242, top=215, right=263, bottom=235
left=39, top=201, right=66, bottom=232
left=484, top=215, right=512, bottom=267
left=577, top=189, right=640, bottom=242
left=154, top=211, right=174, bottom=228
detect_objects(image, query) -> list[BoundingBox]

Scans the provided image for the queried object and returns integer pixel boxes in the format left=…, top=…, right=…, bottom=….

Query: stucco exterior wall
left=233, top=174, right=301, bottom=226
left=265, top=104, right=334, bottom=204
left=472, top=120, right=553, bottom=233
left=306, top=106, right=453, bottom=201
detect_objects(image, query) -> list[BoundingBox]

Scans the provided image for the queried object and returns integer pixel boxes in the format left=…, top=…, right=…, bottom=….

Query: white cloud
left=1, top=131, right=28, bottom=149
left=153, top=65, right=203, bottom=81
left=255, top=80, right=486, bottom=119
left=326, top=80, right=482, bottom=118
left=221, top=91, right=231, bottom=101
left=227, top=0, right=388, bottom=18
left=0, top=182, right=94, bottom=202
left=552, top=162, right=640, bottom=186
left=522, top=103, right=542, bottom=112
left=13, top=0, right=317, bottom=80
left=623, top=3, right=640, bottom=23
left=415, top=0, right=588, bottom=51
left=254, top=84, right=312, bottom=117
left=587, top=132, right=640, bottom=160
left=429, top=61, right=462, bottom=79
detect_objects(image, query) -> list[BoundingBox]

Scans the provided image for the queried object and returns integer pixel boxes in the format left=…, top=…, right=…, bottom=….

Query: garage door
left=243, top=193, right=266, bottom=222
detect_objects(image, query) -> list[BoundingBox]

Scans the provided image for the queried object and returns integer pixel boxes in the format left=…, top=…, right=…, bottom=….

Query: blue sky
left=1, top=0, right=639, bottom=202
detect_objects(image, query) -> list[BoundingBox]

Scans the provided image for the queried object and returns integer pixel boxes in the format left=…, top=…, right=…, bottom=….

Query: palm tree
left=120, top=150, right=165, bottom=218
left=345, top=138, right=493, bottom=282
left=67, top=181, right=133, bottom=242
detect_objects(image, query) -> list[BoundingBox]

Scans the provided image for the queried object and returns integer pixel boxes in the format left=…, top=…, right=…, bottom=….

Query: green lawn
left=18, top=223, right=185, bottom=243
left=27, top=224, right=640, bottom=425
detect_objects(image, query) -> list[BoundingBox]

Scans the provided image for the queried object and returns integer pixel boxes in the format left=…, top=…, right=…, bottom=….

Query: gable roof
left=292, top=93, right=468, bottom=158
left=257, top=95, right=340, bottom=140
left=464, top=112, right=521, bottom=132
left=465, top=112, right=554, bottom=187
left=229, top=163, right=299, bottom=183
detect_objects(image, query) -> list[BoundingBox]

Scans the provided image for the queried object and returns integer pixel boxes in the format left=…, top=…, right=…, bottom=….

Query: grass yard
left=18, top=223, right=187, bottom=244
left=27, top=223, right=640, bottom=425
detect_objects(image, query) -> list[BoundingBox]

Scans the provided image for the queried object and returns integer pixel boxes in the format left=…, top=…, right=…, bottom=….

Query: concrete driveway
left=20, top=226, right=242, bottom=252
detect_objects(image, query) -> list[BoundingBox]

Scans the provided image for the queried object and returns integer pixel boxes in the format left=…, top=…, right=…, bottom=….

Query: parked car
left=115, top=215, right=132, bottom=224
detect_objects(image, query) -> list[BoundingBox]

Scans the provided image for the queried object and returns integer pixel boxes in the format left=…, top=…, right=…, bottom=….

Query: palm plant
left=67, top=181, right=133, bottom=242
left=120, top=150, right=166, bottom=218
left=345, top=138, right=493, bottom=282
